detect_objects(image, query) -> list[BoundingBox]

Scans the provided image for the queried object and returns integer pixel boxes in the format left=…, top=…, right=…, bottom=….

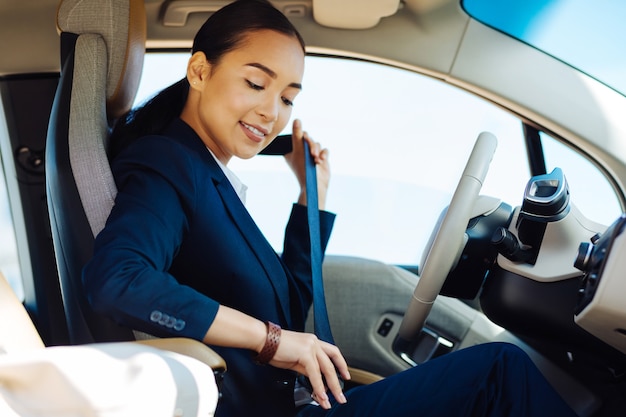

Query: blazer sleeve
left=281, top=204, right=336, bottom=327
left=82, top=136, right=219, bottom=341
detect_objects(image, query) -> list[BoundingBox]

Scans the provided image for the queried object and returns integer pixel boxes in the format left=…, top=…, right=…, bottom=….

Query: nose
left=257, top=93, right=280, bottom=122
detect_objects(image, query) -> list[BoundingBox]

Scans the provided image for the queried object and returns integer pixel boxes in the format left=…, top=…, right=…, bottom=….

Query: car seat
left=46, top=0, right=144, bottom=344
left=44, top=0, right=225, bottom=377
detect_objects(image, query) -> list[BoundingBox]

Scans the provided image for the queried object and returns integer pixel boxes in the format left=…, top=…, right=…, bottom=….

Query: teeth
left=242, top=122, right=265, bottom=137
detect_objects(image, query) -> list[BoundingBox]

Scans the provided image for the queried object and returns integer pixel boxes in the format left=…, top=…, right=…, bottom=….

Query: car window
left=541, top=131, right=621, bottom=223
left=135, top=53, right=619, bottom=265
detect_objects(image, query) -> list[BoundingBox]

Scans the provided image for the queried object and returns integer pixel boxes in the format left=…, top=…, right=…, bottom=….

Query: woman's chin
left=236, top=149, right=262, bottom=160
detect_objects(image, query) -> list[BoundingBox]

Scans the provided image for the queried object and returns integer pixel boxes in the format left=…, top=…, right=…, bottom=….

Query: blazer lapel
left=168, top=119, right=293, bottom=326
left=214, top=179, right=293, bottom=327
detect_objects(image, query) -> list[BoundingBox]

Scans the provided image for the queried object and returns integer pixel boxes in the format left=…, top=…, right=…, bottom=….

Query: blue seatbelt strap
left=303, top=141, right=335, bottom=345
left=261, top=136, right=335, bottom=345
left=265, top=136, right=340, bottom=403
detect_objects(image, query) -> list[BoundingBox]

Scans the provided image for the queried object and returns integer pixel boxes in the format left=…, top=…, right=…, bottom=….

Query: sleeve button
left=150, top=310, right=162, bottom=322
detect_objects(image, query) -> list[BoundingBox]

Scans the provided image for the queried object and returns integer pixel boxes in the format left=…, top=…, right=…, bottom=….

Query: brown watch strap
left=254, top=321, right=281, bottom=365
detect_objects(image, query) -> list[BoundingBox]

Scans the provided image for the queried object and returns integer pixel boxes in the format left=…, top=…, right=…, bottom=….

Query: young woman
left=83, top=1, right=579, bottom=416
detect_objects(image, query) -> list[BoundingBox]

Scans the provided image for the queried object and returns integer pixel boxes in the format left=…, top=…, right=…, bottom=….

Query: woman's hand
left=268, top=329, right=350, bottom=409
left=204, top=306, right=350, bottom=409
left=283, top=119, right=331, bottom=210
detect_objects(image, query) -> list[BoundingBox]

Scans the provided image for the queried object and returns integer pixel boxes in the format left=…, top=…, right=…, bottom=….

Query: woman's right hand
left=268, top=329, right=351, bottom=409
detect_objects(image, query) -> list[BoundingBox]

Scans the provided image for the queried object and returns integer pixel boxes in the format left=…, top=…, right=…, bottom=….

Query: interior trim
left=347, top=367, right=383, bottom=385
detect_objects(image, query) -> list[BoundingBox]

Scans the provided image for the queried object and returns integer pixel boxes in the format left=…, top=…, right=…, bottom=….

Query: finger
left=316, top=147, right=329, bottom=165
left=306, top=364, right=331, bottom=409
left=317, top=353, right=347, bottom=405
left=312, top=142, right=322, bottom=160
left=323, top=343, right=351, bottom=381
left=292, top=118, right=303, bottom=139
left=302, top=133, right=322, bottom=160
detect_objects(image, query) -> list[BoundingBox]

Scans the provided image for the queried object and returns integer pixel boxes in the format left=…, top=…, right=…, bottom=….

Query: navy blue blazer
left=83, top=119, right=335, bottom=417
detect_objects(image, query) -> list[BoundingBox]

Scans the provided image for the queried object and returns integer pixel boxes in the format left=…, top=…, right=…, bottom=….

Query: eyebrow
left=246, top=62, right=302, bottom=90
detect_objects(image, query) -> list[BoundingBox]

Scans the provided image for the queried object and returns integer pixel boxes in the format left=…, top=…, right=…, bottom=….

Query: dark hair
left=109, top=0, right=305, bottom=159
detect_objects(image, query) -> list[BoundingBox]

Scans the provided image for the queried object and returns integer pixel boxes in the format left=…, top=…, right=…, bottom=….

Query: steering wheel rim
left=398, top=132, right=498, bottom=345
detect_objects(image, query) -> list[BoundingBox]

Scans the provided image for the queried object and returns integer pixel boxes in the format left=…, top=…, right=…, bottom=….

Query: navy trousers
left=298, top=342, right=578, bottom=417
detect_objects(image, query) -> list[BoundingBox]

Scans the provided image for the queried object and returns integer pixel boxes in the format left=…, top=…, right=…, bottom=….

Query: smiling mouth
left=241, top=122, right=267, bottom=139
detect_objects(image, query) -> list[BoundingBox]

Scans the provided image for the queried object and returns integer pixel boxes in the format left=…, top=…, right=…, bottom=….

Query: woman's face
left=183, top=29, right=305, bottom=164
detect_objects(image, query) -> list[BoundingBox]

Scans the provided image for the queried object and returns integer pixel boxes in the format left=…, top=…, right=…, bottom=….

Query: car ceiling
left=2, top=0, right=626, bottom=200
left=0, top=0, right=464, bottom=77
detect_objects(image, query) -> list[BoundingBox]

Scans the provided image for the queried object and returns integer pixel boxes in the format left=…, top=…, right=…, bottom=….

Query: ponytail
left=109, top=78, right=189, bottom=160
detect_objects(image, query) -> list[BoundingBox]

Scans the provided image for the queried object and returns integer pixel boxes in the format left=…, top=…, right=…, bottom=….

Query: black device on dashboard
left=493, top=168, right=571, bottom=265
left=517, top=167, right=570, bottom=244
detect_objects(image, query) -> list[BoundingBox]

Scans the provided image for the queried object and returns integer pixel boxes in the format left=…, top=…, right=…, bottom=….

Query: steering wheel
left=398, top=132, right=498, bottom=346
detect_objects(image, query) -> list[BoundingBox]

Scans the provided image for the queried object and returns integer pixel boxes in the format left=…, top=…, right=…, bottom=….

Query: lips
left=240, top=121, right=268, bottom=143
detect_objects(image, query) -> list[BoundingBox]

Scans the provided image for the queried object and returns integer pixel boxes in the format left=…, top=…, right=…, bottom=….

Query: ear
left=187, top=51, right=211, bottom=91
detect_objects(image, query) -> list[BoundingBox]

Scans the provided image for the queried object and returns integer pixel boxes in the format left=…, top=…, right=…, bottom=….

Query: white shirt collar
left=206, top=147, right=247, bottom=204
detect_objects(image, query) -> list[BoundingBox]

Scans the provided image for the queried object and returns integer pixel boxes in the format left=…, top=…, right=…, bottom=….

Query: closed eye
left=246, top=80, right=264, bottom=91
left=247, top=79, right=294, bottom=106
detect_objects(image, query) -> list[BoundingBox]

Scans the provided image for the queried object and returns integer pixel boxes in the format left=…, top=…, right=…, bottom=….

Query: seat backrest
left=46, top=0, right=146, bottom=344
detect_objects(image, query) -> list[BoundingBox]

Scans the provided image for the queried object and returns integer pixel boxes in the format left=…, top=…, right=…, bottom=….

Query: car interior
left=1, top=0, right=625, bottom=416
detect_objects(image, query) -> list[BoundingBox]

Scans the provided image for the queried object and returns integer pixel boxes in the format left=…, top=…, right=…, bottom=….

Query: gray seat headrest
left=56, top=0, right=146, bottom=119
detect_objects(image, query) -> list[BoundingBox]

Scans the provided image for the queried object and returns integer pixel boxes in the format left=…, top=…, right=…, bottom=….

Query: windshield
left=462, top=0, right=626, bottom=97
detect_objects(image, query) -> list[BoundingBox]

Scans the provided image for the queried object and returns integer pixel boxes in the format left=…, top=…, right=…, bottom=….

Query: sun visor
left=312, top=0, right=401, bottom=29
